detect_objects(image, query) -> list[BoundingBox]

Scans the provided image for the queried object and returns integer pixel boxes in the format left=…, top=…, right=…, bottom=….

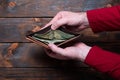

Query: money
left=32, top=29, right=75, bottom=44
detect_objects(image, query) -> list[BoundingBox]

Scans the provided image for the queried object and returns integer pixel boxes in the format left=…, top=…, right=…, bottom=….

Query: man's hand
left=46, top=43, right=91, bottom=62
left=45, top=11, right=89, bottom=31
left=45, top=11, right=91, bottom=61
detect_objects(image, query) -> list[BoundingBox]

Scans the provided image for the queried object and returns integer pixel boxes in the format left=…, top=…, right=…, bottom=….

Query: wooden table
left=0, top=0, right=119, bottom=80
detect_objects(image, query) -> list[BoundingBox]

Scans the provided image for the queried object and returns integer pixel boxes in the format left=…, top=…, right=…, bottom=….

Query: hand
left=45, top=11, right=89, bottom=32
left=45, top=11, right=91, bottom=61
left=45, top=43, right=91, bottom=62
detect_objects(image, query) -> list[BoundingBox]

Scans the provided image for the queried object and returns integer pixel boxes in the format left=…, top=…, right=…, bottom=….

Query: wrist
left=78, top=12, right=89, bottom=28
left=77, top=44, right=92, bottom=62
left=83, top=12, right=89, bottom=26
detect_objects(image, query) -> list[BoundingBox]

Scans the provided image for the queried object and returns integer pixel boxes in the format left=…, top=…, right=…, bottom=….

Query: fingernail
left=51, top=26, right=55, bottom=30
left=48, top=43, right=54, bottom=47
left=51, top=25, right=56, bottom=30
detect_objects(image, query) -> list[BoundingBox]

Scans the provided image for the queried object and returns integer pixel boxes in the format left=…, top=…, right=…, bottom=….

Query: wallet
left=26, top=25, right=81, bottom=49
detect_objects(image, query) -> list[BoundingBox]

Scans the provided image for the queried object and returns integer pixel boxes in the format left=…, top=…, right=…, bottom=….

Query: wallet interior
left=26, top=25, right=80, bottom=48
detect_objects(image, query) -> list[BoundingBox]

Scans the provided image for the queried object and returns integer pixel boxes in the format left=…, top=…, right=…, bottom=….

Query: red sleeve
left=86, top=6, right=120, bottom=79
left=87, top=5, right=120, bottom=33
left=85, top=46, right=120, bottom=79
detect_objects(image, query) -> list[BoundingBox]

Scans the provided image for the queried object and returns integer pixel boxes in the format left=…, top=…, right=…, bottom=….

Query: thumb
left=51, top=18, right=68, bottom=30
left=48, top=43, right=65, bottom=55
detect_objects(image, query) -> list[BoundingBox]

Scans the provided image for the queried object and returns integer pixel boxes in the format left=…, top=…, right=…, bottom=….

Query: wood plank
left=0, top=0, right=112, bottom=17
left=0, top=67, right=113, bottom=80
left=0, top=43, right=117, bottom=80
left=0, top=18, right=120, bottom=42
left=0, top=0, right=118, bottom=80
left=0, top=43, right=119, bottom=68
left=0, top=43, right=88, bottom=67
left=0, top=18, right=50, bottom=42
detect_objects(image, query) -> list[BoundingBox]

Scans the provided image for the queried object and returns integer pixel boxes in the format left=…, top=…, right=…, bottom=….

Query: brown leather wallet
left=26, top=25, right=81, bottom=49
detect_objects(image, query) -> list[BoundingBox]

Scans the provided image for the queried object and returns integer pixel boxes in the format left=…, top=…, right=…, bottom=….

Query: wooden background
left=0, top=0, right=120, bottom=80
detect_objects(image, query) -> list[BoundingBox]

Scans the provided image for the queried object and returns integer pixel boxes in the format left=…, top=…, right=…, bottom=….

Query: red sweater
left=85, top=6, right=120, bottom=80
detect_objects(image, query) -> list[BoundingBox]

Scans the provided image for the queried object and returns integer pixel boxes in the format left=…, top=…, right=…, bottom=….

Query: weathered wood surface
left=0, top=43, right=115, bottom=80
left=0, top=0, right=113, bottom=17
left=0, top=43, right=86, bottom=68
left=0, top=43, right=119, bottom=68
left=0, top=0, right=119, bottom=80
left=0, top=18, right=120, bottom=43
left=0, top=68, right=113, bottom=80
left=0, top=18, right=47, bottom=42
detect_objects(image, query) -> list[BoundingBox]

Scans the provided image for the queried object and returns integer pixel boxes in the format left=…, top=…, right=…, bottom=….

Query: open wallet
left=26, top=25, right=81, bottom=49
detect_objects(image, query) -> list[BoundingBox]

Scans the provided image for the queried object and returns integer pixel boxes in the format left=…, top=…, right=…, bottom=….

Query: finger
left=44, top=13, right=62, bottom=28
left=44, top=47, right=69, bottom=60
left=44, top=23, right=51, bottom=28
left=48, top=43, right=65, bottom=55
left=44, top=49, right=56, bottom=56
left=51, top=18, right=68, bottom=30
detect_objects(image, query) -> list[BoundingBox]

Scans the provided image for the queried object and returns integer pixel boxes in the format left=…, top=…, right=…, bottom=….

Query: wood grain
left=0, top=42, right=115, bottom=79
left=0, top=43, right=87, bottom=67
left=0, top=0, right=112, bottom=17
left=0, top=18, right=49, bottom=42
left=0, top=18, right=120, bottom=42
left=0, top=0, right=119, bottom=80
left=0, top=67, right=113, bottom=80
left=0, top=43, right=119, bottom=68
